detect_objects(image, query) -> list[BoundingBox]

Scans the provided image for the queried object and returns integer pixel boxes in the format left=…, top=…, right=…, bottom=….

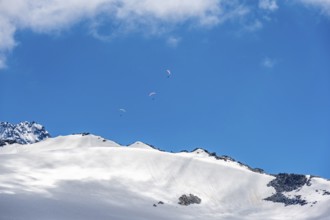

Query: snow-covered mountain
left=0, top=121, right=50, bottom=146
left=0, top=133, right=329, bottom=220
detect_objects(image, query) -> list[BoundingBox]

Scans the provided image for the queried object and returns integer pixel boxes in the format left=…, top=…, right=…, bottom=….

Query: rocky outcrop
left=267, top=173, right=308, bottom=193
left=264, top=173, right=309, bottom=206
left=191, top=148, right=264, bottom=174
left=264, top=193, right=307, bottom=206
left=178, top=194, right=201, bottom=206
left=0, top=121, right=50, bottom=146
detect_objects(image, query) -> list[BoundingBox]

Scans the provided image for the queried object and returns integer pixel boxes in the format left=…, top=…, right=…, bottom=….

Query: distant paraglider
left=149, top=92, right=157, bottom=100
left=115, top=68, right=176, bottom=117
left=116, top=68, right=175, bottom=115
left=166, top=69, right=171, bottom=78
left=119, top=108, right=126, bottom=117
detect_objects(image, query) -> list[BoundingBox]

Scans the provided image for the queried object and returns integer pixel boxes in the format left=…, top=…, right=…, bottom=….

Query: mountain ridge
left=0, top=135, right=329, bottom=219
left=0, top=122, right=329, bottom=219
left=0, top=121, right=326, bottom=179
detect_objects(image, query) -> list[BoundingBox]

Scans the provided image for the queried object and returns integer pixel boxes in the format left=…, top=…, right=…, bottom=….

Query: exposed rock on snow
left=264, top=173, right=310, bottom=206
left=268, top=173, right=308, bottom=193
left=323, top=190, right=330, bottom=196
left=80, top=132, right=91, bottom=136
left=264, top=193, right=307, bottom=206
left=178, top=194, right=202, bottom=206
left=190, top=148, right=265, bottom=174
left=153, top=201, right=165, bottom=207
left=0, top=139, right=17, bottom=146
left=0, top=121, right=50, bottom=146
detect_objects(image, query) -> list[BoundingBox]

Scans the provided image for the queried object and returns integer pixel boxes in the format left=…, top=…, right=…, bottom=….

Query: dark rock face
left=153, top=201, right=164, bottom=207
left=264, top=193, right=307, bottom=206
left=0, top=139, right=17, bottom=146
left=249, top=167, right=265, bottom=174
left=322, top=190, right=330, bottom=196
left=264, top=173, right=309, bottom=206
left=267, top=173, right=308, bottom=193
left=0, top=121, right=50, bottom=146
left=178, top=194, right=201, bottom=206
left=72, top=133, right=91, bottom=136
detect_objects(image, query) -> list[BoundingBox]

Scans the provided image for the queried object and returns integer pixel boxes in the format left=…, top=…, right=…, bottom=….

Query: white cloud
left=0, top=18, right=17, bottom=51
left=259, top=0, right=279, bottom=11
left=297, top=0, right=330, bottom=15
left=0, top=0, right=277, bottom=69
left=1, top=0, right=330, bottom=70
left=115, top=0, right=221, bottom=26
left=261, top=57, right=276, bottom=68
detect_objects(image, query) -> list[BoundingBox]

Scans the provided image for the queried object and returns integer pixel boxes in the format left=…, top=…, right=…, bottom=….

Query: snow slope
left=0, top=134, right=329, bottom=220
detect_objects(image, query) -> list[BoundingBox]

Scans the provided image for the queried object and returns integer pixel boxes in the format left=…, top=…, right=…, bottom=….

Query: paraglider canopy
left=119, top=108, right=126, bottom=117
left=149, top=92, right=157, bottom=100
left=149, top=92, right=156, bottom=97
left=166, top=69, right=171, bottom=78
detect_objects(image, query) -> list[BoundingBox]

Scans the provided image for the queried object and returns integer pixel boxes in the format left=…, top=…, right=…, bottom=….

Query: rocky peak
left=0, top=121, right=50, bottom=146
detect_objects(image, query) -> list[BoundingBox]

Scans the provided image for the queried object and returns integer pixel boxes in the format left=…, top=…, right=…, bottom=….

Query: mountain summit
left=0, top=121, right=50, bottom=146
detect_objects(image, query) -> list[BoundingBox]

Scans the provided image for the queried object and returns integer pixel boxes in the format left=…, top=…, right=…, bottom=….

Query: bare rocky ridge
left=0, top=121, right=50, bottom=146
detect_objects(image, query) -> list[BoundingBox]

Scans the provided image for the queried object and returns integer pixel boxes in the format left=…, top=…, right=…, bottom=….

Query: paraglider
left=149, top=92, right=156, bottom=100
left=166, top=69, right=171, bottom=78
left=119, top=108, right=126, bottom=117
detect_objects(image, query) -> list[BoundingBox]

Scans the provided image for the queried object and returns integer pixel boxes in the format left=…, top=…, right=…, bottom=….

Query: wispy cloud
left=259, top=0, right=279, bottom=12
left=261, top=57, right=277, bottom=68
left=0, top=56, right=7, bottom=69
left=297, top=0, right=330, bottom=15
left=244, top=20, right=263, bottom=32
left=166, top=36, right=181, bottom=48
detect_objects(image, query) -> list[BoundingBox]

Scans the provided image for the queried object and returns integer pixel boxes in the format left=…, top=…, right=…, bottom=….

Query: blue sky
left=0, top=0, right=329, bottom=178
